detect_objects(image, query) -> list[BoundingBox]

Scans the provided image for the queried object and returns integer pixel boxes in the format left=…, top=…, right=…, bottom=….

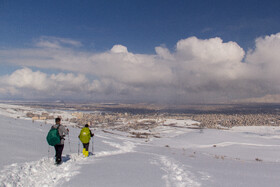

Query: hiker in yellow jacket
left=78, top=124, right=94, bottom=157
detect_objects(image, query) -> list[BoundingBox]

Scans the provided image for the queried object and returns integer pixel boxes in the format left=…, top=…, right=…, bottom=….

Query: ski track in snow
left=151, top=155, right=204, bottom=187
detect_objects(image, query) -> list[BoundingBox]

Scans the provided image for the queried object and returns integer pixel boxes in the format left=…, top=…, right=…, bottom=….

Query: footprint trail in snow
left=0, top=154, right=83, bottom=187
left=0, top=139, right=137, bottom=187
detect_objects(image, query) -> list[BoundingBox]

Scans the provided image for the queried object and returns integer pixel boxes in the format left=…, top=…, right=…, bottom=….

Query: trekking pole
left=48, top=146, right=50, bottom=159
left=78, top=141, right=80, bottom=156
left=67, top=133, right=72, bottom=153
left=91, top=136, right=94, bottom=155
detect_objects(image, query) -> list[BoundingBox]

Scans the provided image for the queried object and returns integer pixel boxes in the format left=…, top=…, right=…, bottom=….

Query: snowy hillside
left=1, top=104, right=280, bottom=187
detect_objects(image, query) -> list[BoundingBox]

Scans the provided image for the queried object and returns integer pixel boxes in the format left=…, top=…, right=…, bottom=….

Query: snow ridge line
left=196, top=141, right=280, bottom=148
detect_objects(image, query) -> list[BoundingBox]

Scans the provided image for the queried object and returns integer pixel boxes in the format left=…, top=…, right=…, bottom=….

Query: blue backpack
left=46, top=128, right=60, bottom=146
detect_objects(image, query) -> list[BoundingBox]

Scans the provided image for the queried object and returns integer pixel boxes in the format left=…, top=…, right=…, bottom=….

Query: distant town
left=19, top=102, right=280, bottom=130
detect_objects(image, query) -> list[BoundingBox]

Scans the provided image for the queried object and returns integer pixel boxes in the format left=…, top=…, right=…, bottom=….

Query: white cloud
left=5, top=68, right=49, bottom=91
left=35, top=36, right=82, bottom=49
left=155, top=46, right=174, bottom=60
left=110, top=45, right=128, bottom=53
left=176, top=36, right=244, bottom=63
left=0, top=67, right=132, bottom=100
left=1, top=33, right=280, bottom=103
left=245, top=33, right=280, bottom=79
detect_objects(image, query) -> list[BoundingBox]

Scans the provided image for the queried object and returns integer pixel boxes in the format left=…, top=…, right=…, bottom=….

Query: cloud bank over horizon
left=1, top=33, right=280, bottom=104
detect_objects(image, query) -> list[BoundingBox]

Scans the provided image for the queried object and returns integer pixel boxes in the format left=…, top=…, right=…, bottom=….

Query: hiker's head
left=85, top=124, right=89, bottom=128
left=55, top=117, right=61, bottom=124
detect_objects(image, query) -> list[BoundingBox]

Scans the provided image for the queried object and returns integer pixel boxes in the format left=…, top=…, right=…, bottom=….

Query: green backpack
left=46, top=128, right=61, bottom=146
left=79, top=127, right=91, bottom=144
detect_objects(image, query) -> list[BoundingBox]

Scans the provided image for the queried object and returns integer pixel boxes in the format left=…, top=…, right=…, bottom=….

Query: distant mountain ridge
left=235, top=94, right=280, bottom=103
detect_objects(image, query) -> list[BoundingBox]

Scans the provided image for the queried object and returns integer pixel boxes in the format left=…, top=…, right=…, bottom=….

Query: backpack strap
left=56, top=125, right=62, bottom=139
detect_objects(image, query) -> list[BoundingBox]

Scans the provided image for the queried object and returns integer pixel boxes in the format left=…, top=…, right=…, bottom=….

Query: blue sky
left=1, top=0, right=280, bottom=103
left=1, top=0, right=280, bottom=52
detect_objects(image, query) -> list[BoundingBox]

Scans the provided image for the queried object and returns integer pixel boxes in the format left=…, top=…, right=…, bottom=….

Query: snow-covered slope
left=1, top=105, right=280, bottom=187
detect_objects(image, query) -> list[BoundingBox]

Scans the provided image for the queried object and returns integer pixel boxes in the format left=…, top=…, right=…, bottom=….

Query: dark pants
left=54, top=144, right=64, bottom=163
left=83, top=143, right=89, bottom=151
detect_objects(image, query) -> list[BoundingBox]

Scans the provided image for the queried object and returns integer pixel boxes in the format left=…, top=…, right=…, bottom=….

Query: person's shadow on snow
left=62, top=154, right=71, bottom=163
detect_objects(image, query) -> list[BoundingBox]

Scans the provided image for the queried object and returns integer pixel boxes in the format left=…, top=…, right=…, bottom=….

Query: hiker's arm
left=61, top=126, right=69, bottom=136
left=90, top=130, right=94, bottom=137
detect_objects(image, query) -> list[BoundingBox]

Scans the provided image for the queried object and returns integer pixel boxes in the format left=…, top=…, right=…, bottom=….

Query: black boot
left=56, top=158, right=62, bottom=165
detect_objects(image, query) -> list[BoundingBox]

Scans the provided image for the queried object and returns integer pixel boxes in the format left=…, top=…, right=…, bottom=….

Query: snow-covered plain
left=1, top=104, right=280, bottom=187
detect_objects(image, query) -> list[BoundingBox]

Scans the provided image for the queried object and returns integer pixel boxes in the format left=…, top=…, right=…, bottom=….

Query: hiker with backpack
left=47, top=117, right=69, bottom=164
left=79, top=124, right=94, bottom=157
